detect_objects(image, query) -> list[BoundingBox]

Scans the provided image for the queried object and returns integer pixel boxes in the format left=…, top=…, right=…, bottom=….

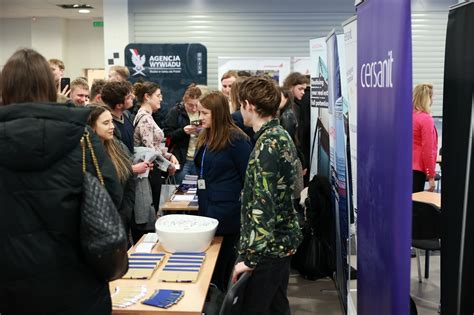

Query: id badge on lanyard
left=198, top=145, right=207, bottom=190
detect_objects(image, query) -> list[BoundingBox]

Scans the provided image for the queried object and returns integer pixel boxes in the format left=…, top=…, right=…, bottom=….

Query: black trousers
left=413, top=170, right=426, bottom=193
left=241, top=256, right=291, bottom=315
left=212, top=233, right=239, bottom=292
left=148, top=167, right=162, bottom=213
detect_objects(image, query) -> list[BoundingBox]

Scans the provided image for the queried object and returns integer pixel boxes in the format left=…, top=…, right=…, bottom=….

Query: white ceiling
left=0, top=0, right=103, bottom=19
left=0, top=0, right=458, bottom=21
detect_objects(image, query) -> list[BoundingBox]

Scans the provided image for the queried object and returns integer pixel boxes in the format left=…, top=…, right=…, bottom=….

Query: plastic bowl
left=155, top=214, right=219, bottom=253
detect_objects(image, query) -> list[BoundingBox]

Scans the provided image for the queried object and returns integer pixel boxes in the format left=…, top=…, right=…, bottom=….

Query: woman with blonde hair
left=194, top=92, right=252, bottom=291
left=412, top=83, right=438, bottom=192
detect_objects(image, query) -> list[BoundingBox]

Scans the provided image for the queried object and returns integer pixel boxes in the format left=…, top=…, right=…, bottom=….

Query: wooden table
left=161, top=200, right=198, bottom=213
left=412, top=191, right=441, bottom=208
left=110, top=237, right=223, bottom=315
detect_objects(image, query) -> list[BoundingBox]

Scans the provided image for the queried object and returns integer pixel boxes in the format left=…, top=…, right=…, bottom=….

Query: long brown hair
left=87, top=105, right=132, bottom=183
left=134, top=81, right=160, bottom=104
left=1, top=48, right=57, bottom=105
left=196, top=92, right=247, bottom=152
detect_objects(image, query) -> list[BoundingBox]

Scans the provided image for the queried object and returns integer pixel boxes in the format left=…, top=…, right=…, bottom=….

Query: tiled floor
left=288, top=253, right=440, bottom=315
left=288, top=271, right=342, bottom=315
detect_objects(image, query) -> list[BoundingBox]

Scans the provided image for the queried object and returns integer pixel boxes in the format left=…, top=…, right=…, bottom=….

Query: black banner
left=125, top=43, right=207, bottom=121
left=441, top=3, right=474, bottom=314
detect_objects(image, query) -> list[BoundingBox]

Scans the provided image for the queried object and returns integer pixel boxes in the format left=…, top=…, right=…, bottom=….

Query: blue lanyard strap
left=200, top=145, right=207, bottom=178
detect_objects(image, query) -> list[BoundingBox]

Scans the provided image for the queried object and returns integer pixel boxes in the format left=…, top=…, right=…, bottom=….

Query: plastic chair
left=412, top=200, right=441, bottom=282
left=219, top=271, right=252, bottom=315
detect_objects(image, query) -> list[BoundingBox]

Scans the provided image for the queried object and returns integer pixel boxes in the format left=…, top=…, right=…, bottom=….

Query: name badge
left=197, top=179, right=206, bottom=190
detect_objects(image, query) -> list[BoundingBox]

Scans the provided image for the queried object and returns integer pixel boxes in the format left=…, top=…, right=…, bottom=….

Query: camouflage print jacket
left=238, top=118, right=303, bottom=268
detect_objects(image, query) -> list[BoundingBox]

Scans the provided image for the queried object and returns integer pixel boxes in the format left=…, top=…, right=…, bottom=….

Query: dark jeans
left=241, top=256, right=291, bottom=315
left=413, top=170, right=426, bottom=193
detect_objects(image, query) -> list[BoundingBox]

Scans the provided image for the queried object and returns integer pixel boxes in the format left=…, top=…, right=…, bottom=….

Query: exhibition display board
left=124, top=43, right=207, bottom=119
left=357, top=0, right=413, bottom=314
left=441, top=2, right=474, bottom=314
left=326, top=31, right=349, bottom=312
left=217, top=57, right=291, bottom=88
left=309, top=38, right=329, bottom=179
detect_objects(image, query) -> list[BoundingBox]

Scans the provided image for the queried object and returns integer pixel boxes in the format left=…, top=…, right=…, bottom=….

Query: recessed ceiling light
left=78, top=9, right=90, bottom=14
left=57, top=4, right=94, bottom=10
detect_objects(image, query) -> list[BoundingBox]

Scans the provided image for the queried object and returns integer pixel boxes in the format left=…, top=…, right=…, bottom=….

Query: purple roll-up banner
left=357, top=0, right=412, bottom=314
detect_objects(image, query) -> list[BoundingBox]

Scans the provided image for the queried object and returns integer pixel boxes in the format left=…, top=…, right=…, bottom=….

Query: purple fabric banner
left=357, top=0, right=412, bottom=314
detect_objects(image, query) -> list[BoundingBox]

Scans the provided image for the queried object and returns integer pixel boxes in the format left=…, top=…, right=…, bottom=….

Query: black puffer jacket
left=0, top=103, right=123, bottom=315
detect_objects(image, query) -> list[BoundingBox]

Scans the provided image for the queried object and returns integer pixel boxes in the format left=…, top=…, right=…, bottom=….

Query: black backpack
left=292, top=175, right=336, bottom=280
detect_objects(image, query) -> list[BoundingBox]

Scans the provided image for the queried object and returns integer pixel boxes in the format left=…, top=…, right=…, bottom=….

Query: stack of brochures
left=111, top=285, right=148, bottom=308
left=122, top=253, right=165, bottom=279
left=158, top=252, right=206, bottom=283
left=174, top=175, right=198, bottom=206
left=142, top=289, right=185, bottom=309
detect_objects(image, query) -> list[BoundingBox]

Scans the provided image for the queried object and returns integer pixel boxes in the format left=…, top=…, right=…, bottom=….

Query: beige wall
left=0, top=17, right=104, bottom=79
left=64, top=19, right=104, bottom=79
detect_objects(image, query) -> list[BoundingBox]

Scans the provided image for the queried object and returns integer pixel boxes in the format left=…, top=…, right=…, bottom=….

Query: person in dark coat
left=194, top=92, right=252, bottom=292
left=164, top=85, right=202, bottom=183
left=283, top=72, right=310, bottom=186
left=0, top=48, right=123, bottom=315
left=277, top=86, right=298, bottom=142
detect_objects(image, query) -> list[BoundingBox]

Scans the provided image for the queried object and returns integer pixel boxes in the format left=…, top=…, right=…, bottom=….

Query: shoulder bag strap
left=81, top=130, right=105, bottom=185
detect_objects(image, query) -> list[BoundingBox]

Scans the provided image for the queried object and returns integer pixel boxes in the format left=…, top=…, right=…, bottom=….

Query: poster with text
left=343, top=16, right=358, bottom=219
left=327, top=31, right=348, bottom=312
left=357, top=0, right=412, bottom=314
left=125, top=43, right=207, bottom=122
left=309, top=38, right=330, bottom=179
left=217, top=57, right=291, bottom=88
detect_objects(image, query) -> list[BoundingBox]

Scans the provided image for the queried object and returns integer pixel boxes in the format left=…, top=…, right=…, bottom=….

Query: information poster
left=125, top=43, right=207, bottom=120
left=357, top=0, right=412, bottom=313
left=217, top=57, right=291, bottom=88
left=327, top=31, right=349, bottom=312
left=309, top=38, right=330, bottom=179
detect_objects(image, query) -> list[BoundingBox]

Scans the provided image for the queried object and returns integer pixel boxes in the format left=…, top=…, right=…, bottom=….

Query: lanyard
left=200, top=145, right=207, bottom=179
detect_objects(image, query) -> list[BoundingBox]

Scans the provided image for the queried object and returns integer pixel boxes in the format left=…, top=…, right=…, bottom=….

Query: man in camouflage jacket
left=232, top=76, right=303, bottom=314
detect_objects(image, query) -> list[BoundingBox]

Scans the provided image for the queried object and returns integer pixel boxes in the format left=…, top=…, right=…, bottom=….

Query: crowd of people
left=0, top=48, right=310, bottom=314
left=0, top=47, right=439, bottom=314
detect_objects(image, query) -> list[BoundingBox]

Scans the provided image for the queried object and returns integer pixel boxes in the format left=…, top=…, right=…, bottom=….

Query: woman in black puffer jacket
left=0, top=49, right=123, bottom=315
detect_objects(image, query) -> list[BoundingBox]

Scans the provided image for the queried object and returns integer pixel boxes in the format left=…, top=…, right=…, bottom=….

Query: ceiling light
left=78, top=9, right=90, bottom=14
left=57, top=4, right=94, bottom=10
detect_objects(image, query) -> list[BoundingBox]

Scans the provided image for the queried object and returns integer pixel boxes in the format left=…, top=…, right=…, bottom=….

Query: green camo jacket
left=238, top=118, right=303, bottom=268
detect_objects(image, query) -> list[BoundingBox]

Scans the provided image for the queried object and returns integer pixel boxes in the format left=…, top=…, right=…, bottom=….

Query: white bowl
left=155, top=214, right=219, bottom=253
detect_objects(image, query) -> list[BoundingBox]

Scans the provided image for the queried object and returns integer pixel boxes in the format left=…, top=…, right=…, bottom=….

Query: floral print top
left=238, top=118, right=303, bottom=267
left=133, top=108, right=171, bottom=158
